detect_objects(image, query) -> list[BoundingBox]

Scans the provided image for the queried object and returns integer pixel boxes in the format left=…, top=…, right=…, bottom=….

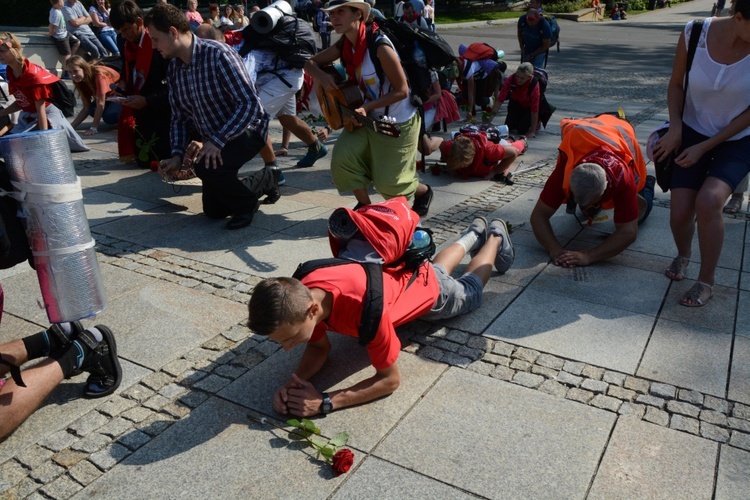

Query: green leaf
left=301, top=419, right=321, bottom=435
left=319, top=445, right=335, bottom=459
left=286, top=419, right=301, bottom=428
left=309, top=435, right=329, bottom=449
left=328, top=432, right=349, bottom=448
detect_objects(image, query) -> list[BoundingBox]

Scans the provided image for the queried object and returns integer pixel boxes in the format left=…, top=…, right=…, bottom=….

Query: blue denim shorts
left=670, top=125, right=750, bottom=191
left=422, top=263, right=484, bottom=320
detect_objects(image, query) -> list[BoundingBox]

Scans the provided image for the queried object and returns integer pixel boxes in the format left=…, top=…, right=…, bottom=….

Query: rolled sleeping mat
left=0, top=129, right=106, bottom=323
left=250, top=0, right=294, bottom=34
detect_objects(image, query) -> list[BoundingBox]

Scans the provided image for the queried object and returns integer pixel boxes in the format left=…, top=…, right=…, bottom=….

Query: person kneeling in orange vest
left=530, top=114, right=655, bottom=268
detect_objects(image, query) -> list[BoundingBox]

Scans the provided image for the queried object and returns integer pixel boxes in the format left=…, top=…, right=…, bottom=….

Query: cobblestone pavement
left=0, top=1, right=750, bottom=499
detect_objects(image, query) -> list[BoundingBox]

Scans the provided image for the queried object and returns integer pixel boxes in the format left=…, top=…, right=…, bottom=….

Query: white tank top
left=683, top=18, right=750, bottom=141
left=356, top=33, right=416, bottom=124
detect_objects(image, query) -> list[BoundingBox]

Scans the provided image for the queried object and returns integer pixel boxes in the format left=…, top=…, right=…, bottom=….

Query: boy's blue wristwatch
left=320, top=393, right=333, bottom=414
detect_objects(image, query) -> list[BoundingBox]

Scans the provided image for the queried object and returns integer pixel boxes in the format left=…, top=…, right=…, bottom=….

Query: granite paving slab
left=659, top=281, right=737, bottom=334
left=332, top=456, right=476, bottom=500
left=208, top=234, right=332, bottom=277
left=715, top=445, right=750, bottom=500
left=242, top=201, right=333, bottom=234
left=73, top=397, right=348, bottom=499
left=0, top=359, right=150, bottom=465
left=92, top=208, right=193, bottom=241
left=102, top=175, right=202, bottom=206
left=0, top=313, right=46, bottom=345
left=490, top=186, right=584, bottom=240
left=637, top=318, right=732, bottom=397
left=92, top=279, right=247, bottom=371
left=427, top=278, right=523, bottom=335
left=728, top=336, right=750, bottom=405
left=132, top=215, right=275, bottom=262
left=81, top=190, right=162, bottom=228
left=374, top=368, right=615, bottom=499
left=484, top=288, right=654, bottom=374
left=733, top=290, right=750, bottom=339
left=588, top=417, right=717, bottom=500
left=77, top=163, right=151, bottom=189
left=219, top=339, right=447, bottom=451
left=741, top=272, right=750, bottom=292
left=427, top=175, right=495, bottom=197
left=1, top=263, right=163, bottom=328
left=492, top=232, right=556, bottom=288
left=529, top=260, right=669, bottom=317
left=420, top=190, right=475, bottom=223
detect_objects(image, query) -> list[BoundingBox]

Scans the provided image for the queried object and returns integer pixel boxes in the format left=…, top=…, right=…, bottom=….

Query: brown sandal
left=665, top=256, right=689, bottom=281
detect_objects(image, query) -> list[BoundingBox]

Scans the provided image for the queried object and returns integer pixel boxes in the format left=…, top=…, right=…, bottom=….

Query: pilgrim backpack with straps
left=238, top=13, right=317, bottom=88
left=509, top=69, right=555, bottom=128
left=50, top=80, right=76, bottom=118
left=292, top=199, right=435, bottom=346
left=461, top=43, right=499, bottom=78
left=349, top=19, right=455, bottom=104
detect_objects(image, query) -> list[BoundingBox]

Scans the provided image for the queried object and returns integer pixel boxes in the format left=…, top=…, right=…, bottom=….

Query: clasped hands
left=273, top=373, right=325, bottom=417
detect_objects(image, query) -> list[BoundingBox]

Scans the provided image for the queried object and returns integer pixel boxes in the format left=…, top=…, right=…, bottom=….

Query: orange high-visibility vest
left=559, top=114, right=646, bottom=209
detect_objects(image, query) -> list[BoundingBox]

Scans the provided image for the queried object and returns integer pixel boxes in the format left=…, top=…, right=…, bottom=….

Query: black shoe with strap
left=77, top=325, right=123, bottom=399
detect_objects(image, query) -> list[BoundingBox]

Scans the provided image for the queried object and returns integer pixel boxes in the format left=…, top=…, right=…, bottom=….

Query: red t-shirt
left=78, top=66, right=120, bottom=102
left=539, top=147, right=639, bottom=223
left=496, top=73, right=540, bottom=113
left=304, top=262, right=440, bottom=370
left=439, top=132, right=506, bottom=179
left=6, top=59, right=58, bottom=113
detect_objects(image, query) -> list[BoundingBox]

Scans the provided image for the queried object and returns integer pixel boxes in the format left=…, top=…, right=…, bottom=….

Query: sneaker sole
left=83, top=325, right=122, bottom=399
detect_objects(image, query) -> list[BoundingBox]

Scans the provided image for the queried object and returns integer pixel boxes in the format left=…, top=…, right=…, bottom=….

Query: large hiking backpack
left=239, top=13, right=317, bottom=70
left=292, top=198, right=436, bottom=346
left=460, top=43, right=499, bottom=77
left=544, top=14, right=560, bottom=50
left=364, top=19, right=455, bottom=104
left=50, top=80, right=76, bottom=118
left=509, top=70, right=555, bottom=128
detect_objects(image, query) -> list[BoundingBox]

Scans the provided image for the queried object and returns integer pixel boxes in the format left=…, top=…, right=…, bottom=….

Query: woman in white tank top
left=654, top=4, right=750, bottom=307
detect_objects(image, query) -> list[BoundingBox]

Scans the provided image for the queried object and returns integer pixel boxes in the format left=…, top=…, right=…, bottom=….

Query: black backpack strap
left=0, top=354, right=26, bottom=387
left=527, top=76, right=538, bottom=96
left=684, top=19, right=703, bottom=97
left=292, top=258, right=384, bottom=347
left=292, top=258, right=350, bottom=280
left=358, top=262, right=383, bottom=346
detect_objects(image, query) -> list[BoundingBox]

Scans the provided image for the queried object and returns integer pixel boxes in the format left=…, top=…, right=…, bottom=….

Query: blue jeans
left=76, top=31, right=107, bottom=59
left=88, top=101, right=122, bottom=124
left=97, top=29, right=119, bottom=56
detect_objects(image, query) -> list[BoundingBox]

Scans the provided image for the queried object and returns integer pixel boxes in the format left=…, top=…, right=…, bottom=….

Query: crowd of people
left=0, top=0, right=749, bottom=438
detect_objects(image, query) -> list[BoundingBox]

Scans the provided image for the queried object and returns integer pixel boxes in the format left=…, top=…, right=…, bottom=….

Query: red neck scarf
left=403, top=12, right=418, bottom=23
left=341, top=21, right=367, bottom=83
left=118, top=29, right=155, bottom=162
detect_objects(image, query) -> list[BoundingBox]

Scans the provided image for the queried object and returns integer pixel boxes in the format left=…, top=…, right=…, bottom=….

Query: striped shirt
left=166, top=35, right=268, bottom=156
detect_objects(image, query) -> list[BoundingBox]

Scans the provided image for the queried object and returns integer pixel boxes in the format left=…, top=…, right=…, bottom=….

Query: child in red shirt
left=438, top=131, right=527, bottom=179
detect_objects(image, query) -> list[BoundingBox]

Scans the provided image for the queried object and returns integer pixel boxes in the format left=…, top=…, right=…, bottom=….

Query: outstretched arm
left=530, top=198, right=565, bottom=261
left=283, top=362, right=401, bottom=417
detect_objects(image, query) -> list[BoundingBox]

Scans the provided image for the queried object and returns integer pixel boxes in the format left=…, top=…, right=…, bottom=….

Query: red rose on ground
left=332, top=448, right=354, bottom=476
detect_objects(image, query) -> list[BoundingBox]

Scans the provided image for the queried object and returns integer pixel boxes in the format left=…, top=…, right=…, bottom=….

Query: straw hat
left=322, top=0, right=371, bottom=20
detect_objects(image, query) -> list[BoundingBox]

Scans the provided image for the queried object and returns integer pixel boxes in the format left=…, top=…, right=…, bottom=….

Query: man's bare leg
left=0, top=359, right=64, bottom=440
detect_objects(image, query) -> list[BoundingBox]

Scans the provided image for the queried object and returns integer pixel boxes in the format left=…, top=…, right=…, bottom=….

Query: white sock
left=455, top=230, right=480, bottom=254
left=87, top=327, right=103, bottom=342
